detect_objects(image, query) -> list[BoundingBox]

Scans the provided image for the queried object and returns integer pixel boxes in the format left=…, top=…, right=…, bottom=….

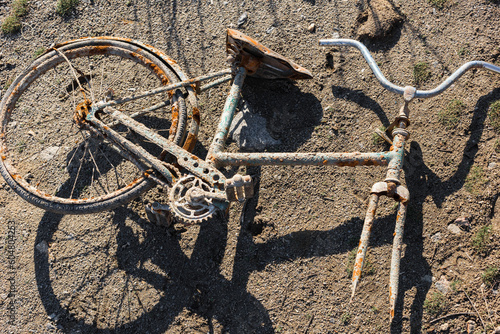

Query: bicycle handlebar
left=319, top=39, right=500, bottom=99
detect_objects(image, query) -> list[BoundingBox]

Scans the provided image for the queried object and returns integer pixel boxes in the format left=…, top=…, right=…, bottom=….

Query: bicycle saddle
left=226, top=29, right=313, bottom=80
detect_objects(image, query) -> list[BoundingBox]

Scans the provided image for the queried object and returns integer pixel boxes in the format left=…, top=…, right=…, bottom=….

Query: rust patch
left=170, top=103, right=179, bottom=137
left=86, top=45, right=110, bottom=55
left=339, top=160, right=360, bottom=167
left=135, top=51, right=170, bottom=86
left=182, top=133, right=198, bottom=152
left=192, top=107, right=201, bottom=125
left=74, top=99, right=92, bottom=128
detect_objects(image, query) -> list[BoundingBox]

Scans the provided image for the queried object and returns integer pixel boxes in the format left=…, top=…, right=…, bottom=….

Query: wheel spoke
left=0, top=39, right=187, bottom=213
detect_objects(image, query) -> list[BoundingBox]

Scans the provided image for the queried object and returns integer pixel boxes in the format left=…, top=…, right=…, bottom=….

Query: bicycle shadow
left=391, top=87, right=500, bottom=333
left=238, top=77, right=323, bottom=152
left=32, top=89, right=499, bottom=333
left=329, top=86, right=500, bottom=332
left=33, top=200, right=396, bottom=333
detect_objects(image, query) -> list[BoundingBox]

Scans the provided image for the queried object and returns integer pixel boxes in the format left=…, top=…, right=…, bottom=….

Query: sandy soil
left=0, top=0, right=499, bottom=333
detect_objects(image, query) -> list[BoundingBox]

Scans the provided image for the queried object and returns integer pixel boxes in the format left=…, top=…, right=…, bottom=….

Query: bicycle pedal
left=145, top=202, right=173, bottom=227
left=225, top=174, right=254, bottom=202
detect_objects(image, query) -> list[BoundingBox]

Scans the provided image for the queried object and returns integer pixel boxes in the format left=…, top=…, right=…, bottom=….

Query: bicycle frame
left=82, top=36, right=500, bottom=323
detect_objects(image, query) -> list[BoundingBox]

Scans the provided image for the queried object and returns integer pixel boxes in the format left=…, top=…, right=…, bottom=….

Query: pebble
left=447, top=223, right=461, bottom=235
left=36, top=240, right=48, bottom=254
left=488, top=162, right=497, bottom=169
left=439, top=323, right=449, bottom=331
left=38, top=146, right=60, bottom=161
left=307, top=23, right=316, bottom=32
left=266, top=26, right=275, bottom=34
left=453, top=217, right=471, bottom=230
left=331, top=32, right=340, bottom=39
left=237, top=12, right=248, bottom=27
left=435, top=275, right=451, bottom=294
left=466, top=320, right=475, bottom=334
left=421, top=275, right=433, bottom=283
left=431, top=232, right=442, bottom=242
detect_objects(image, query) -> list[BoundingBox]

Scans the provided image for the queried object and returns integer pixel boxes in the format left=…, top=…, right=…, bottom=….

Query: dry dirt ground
left=0, top=0, right=499, bottom=333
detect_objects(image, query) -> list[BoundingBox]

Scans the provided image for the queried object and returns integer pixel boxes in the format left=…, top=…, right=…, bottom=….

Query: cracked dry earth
left=0, top=0, right=500, bottom=333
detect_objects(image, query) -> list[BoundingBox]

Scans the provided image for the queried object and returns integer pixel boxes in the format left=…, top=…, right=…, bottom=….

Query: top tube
left=319, top=39, right=500, bottom=99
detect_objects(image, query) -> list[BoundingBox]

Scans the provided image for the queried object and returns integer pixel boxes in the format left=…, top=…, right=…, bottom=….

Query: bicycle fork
left=351, top=94, right=413, bottom=324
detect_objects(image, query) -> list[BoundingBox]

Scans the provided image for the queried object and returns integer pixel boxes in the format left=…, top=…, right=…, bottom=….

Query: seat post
left=207, top=66, right=247, bottom=167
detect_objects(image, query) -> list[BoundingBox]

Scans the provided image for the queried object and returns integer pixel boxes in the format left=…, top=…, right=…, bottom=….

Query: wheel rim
left=0, top=42, right=184, bottom=208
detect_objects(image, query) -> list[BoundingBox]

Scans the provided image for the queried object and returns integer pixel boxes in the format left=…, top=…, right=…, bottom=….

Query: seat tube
left=207, top=67, right=247, bottom=166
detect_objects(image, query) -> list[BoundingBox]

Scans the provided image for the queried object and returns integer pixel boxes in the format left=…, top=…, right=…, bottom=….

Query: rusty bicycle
left=1, top=29, right=499, bottom=321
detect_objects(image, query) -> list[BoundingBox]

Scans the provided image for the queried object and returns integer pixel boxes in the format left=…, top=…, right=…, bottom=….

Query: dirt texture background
left=0, top=0, right=499, bottom=333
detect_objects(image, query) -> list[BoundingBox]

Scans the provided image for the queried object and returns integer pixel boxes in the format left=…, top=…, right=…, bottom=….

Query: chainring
left=168, top=175, right=217, bottom=224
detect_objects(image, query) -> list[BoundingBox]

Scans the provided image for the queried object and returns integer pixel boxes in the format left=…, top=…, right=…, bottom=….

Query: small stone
left=439, top=323, right=449, bottom=331
left=266, top=26, right=275, bottom=34
left=435, top=275, right=451, bottom=294
left=453, top=217, right=471, bottom=230
left=307, top=23, right=316, bottom=33
left=48, top=313, right=58, bottom=321
left=331, top=32, right=340, bottom=39
left=466, top=320, right=475, bottom=334
left=0, top=293, right=8, bottom=300
left=38, top=146, right=60, bottom=161
left=36, top=240, right=48, bottom=254
left=422, top=275, right=433, bottom=283
left=431, top=232, right=442, bottom=242
left=488, top=162, right=497, bottom=169
left=229, top=102, right=281, bottom=151
left=237, top=12, right=248, bottom=27
left=447, top=224, right=461, bottom=235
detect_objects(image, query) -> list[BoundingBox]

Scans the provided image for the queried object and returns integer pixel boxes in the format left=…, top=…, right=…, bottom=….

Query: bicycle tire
left=0, top=38, right=192, bottom=214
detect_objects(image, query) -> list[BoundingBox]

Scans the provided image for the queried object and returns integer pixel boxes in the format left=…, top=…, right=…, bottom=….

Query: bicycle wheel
left=0, top=38, right=191, bottom=214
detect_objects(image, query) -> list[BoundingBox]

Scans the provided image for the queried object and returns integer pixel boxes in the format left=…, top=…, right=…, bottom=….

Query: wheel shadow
left=34, top=194, right=397, bottom=333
